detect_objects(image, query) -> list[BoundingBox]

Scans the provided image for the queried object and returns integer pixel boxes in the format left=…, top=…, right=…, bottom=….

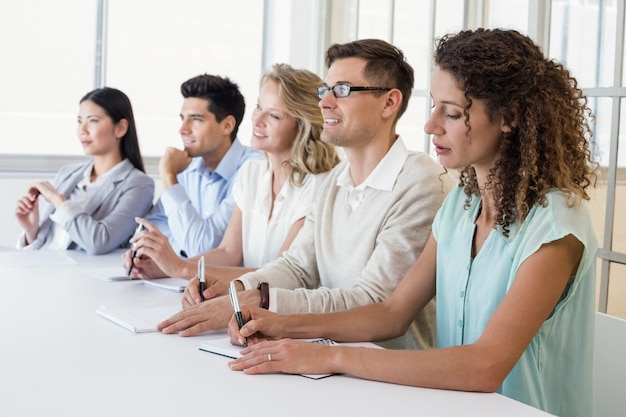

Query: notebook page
left=96, top=305, right=180, bottom=333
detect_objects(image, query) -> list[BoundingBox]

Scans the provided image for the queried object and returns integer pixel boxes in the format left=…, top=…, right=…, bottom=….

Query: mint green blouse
left=432, top=186, right=597, bottom=417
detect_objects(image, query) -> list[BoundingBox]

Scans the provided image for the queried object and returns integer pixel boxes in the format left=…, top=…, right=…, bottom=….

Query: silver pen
left=229, top=281, right=247, bottom=347
left=198, top=256, right=205, bottom=302
left=127, top=223, right=145, bottom=276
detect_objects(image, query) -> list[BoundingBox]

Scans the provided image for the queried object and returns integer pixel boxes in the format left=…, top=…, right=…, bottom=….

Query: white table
left=0, top=250, right=553, bottom=416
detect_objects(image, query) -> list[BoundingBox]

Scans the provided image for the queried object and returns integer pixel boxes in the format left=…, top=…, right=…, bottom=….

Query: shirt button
left=458, top=320, right=463, bottom=327
left=460, top=290, right=465, bottom=297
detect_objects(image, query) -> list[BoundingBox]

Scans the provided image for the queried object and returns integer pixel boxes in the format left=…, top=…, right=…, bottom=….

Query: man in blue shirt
left=124, top=74, right=259, bottom=273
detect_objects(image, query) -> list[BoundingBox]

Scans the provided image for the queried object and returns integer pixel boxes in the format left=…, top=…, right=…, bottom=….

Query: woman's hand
left=228, top=338, right=339, bottom=377
left=28, top=181, right=65, bottom=208
left=15, top=193, right=40, bottom=242
left=227, top=306, right=286, bottom=346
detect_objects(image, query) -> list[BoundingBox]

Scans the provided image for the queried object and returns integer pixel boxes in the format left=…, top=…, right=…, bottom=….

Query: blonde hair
left=260, top=63, right=340, bottom=186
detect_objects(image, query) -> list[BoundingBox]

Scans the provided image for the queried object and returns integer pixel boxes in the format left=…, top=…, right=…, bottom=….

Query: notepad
left=141, top=277, right=188, bottom=292
left=199, top=337, right=339, bottom=380
left=96, top=305, right=180, bottom=333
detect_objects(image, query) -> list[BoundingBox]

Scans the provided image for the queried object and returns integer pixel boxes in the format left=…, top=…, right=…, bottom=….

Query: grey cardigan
left=18, top=159, right=154, bottom=254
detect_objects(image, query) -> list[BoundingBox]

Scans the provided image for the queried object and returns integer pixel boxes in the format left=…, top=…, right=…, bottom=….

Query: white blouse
left=232, top=158, right=329, bottom=267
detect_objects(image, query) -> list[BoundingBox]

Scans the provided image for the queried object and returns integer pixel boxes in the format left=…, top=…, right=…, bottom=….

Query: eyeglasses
left=316, top=83, right=391, bottom=99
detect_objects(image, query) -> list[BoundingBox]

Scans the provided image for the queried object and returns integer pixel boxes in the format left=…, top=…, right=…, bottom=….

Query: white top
left=233, top=158, right=329, bottom=267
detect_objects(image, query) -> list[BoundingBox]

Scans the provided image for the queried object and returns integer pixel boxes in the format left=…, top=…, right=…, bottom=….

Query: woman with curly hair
left=228, top=29, right=598, bottom=417
left=128, top=64, right=340, bottom=292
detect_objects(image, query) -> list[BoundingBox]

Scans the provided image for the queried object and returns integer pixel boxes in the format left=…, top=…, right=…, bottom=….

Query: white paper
left=96, top=305, right=180, bottom=333
left=199, top=337, right=339, bottom=379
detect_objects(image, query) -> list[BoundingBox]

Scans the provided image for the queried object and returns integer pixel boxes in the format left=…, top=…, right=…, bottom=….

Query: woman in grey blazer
left=15, top=87, right=154, bottom=255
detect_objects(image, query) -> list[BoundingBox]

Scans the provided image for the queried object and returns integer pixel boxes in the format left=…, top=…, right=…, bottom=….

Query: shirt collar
left=81, top=159, right=129, bottom=183
left=336, top=136, right=410, bottom=191
left=187, top=138, right=246, bottom=180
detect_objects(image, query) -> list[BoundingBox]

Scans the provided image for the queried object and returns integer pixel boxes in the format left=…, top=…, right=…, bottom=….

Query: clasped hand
left=16, top=181, right=65, bottom=242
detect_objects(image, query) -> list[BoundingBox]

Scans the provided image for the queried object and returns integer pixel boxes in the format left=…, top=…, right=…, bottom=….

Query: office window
left=392, top=1, right=436, bottom=152
left=433, top=0, right=464, bottom=35
left=608, top=263, right=626, bottom=317
left=357, top=0, right=394, bottom=40
left=551, top=0, right=617, bottom=88
left=0, top=0, right=264, bottom=158
left=0, top=0, right=96, bottom=155
left=487, top=0, right=529, bottom=31
left=392, top=0, right=433, bottom=91
left=106, top=0, right=264, bottom=156
left=548, top=0, right=625, bottom=317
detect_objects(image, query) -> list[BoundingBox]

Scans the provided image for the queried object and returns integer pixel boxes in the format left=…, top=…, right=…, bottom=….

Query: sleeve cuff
left=49, top=200, right=82, bottom=227
left=236, top=270, right=261, bottom=291
left=16, top=233, right=38, bottom=250
left=268, top=288, right=278, bottom=312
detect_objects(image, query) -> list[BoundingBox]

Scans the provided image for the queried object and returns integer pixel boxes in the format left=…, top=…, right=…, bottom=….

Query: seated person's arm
left=230, top=234, right=583, bottom=393
left=183, top=213, right=307, bottom=305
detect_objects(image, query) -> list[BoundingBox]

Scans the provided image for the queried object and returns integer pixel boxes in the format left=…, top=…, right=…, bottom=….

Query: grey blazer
left=19, top=159, right=155, bottom=255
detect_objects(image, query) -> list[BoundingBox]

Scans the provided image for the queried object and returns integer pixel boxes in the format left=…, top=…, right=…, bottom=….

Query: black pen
left=198, top=255, right=206, bottom=302
left=127, top=223, right=145, bottom=276
left=228, top=280, right=247, bottom=347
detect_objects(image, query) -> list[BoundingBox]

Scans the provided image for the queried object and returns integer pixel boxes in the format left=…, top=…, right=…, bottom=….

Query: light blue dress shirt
left=432, top=186, right=597, bottom=417
left=147, top=139, right=260, bottom=257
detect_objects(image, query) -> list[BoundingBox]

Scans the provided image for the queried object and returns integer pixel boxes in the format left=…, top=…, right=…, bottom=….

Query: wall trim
left=0, top=154, right=161, bottom=176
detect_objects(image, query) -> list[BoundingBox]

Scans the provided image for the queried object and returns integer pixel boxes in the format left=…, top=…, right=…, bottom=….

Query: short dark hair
left=180, top=74, right=245, bottom=142
left=80, top=87, right=145, bottom=172
left=325, top=38, right=414, bottom=121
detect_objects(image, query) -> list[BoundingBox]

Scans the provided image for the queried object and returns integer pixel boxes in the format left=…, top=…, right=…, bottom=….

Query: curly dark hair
left=434, top=28, right=597, bottom=236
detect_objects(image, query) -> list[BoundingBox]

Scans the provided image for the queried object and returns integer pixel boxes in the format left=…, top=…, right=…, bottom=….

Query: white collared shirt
left=335, top=137, right=410, bottom=211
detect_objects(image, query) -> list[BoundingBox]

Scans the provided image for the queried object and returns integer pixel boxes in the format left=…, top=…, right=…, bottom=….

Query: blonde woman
left=129, top=64, right=339, bottom=300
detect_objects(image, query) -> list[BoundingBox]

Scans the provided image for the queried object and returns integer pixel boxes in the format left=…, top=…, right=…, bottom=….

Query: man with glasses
left=158, top=39, right=451, bottom=350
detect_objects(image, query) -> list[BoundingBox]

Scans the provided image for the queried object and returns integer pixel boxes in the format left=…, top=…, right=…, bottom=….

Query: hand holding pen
left=127, top=223, right=145, bottom=276
left=198, top=255, right=206, bottom=302
left=229, top=281, right=247, bottom=347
